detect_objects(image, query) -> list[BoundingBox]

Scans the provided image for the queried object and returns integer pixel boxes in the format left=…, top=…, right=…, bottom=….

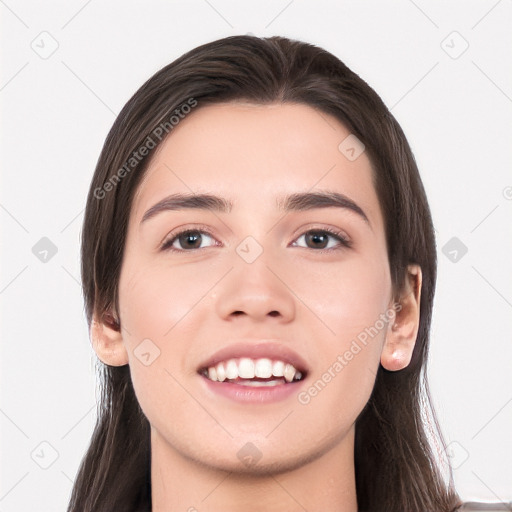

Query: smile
left=198, top=357, right=306, bottom=386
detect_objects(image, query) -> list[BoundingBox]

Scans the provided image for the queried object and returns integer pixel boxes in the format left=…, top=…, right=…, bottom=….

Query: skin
left=91, top=102, right=422, bottom=512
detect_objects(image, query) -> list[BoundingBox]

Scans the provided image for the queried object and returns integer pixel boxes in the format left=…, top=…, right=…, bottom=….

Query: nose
left=214, top=254, right=296, bottom=324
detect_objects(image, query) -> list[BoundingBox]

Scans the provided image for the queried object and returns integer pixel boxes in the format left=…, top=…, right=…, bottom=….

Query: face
left=116, top=102, right=395, bottom=474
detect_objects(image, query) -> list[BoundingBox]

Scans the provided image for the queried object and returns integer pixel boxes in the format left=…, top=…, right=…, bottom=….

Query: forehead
left=131, top=102, right=381, bottom=227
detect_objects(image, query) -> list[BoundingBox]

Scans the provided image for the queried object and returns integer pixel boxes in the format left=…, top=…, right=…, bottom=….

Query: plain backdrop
left=1, top=1, right=511, bottom=510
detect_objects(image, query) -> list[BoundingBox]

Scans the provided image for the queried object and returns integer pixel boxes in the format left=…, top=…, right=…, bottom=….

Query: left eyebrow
left=140, top=190, right=370, bottom=228
left=276, top=190, right=370, bottom=227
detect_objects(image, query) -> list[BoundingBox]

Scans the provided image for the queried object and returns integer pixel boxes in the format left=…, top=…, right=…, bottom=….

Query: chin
left=194, top=448, right=317, bottom=477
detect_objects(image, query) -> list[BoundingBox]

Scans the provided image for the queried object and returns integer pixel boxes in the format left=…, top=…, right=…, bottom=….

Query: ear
left=381, top=264, right=422, bottom=371
left=90, top=309, right=129, bottom=366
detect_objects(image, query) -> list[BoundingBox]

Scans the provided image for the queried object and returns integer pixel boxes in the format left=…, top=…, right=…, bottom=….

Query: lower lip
left=199, top=375, right=304, bottom=403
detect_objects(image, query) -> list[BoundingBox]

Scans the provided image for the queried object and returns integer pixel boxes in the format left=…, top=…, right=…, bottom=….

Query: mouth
left=196, top=342, right=310, bottom=401
left=198, top=357, right=308, bottom=387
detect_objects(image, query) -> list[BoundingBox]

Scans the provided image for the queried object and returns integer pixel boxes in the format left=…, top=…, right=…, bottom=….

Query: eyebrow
left=140, top=190, right=370, bottom=227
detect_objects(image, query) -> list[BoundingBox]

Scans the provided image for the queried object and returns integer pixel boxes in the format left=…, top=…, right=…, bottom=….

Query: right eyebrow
left=141, top=193, right=233, bottom=224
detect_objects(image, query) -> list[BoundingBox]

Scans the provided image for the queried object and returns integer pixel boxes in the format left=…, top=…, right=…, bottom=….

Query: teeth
left=238, top=358, right=255, bottom=379
left=225, top=359, right=238, bottom=380
left=272, top=360, right=285, bottom=377
left=237, top=379, right=284, bottom=387
left=255, top=358, right=272, bottom=378
left=216, top=362, right=226, bottom=382
left=203, top=357, right=304, bottom=383
left=283, top=363, right=296, bottom=383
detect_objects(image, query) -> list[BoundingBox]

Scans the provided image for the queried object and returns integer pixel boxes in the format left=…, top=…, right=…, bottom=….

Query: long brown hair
left=70, top=35, right=464, bottom=512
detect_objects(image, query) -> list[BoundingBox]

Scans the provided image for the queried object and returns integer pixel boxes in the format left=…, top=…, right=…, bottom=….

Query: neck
left=150, top=426, right=358, bottom=512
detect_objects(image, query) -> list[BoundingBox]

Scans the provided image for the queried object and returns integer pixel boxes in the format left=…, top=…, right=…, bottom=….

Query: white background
left=1, top=1, right=511, bottom=510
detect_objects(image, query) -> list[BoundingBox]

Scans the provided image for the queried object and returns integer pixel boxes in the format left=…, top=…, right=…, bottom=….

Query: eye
left=291, top=228, right=352, bottom=251
left=161, top=228, right=218, bottom=252
left=160, top=226, right=352, bottom=253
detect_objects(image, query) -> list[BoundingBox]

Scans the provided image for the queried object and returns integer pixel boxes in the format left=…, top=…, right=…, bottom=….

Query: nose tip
left=214, top=255, right=296, bottom=323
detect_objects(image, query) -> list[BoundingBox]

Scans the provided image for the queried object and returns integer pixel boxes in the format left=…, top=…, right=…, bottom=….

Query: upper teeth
left=204, top=358, right=303, bottom=383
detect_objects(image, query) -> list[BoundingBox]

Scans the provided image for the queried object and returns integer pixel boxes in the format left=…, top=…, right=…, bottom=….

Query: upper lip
left=197, top=341, right=309, bottom=374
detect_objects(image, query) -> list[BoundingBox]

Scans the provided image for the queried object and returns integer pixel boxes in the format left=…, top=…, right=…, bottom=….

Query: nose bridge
left=214, top=239, right=296, bottom=322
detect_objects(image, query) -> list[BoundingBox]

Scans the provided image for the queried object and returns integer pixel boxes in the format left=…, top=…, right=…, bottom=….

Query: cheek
left=117, top=260, right=208, bottom=426
left=117, top=257, right=228, bottom=390
left=119, top=259, right=213, bottom=344
left=293, top=252, right=391, bottom=414
left=292, top=250, right=392, bottom=340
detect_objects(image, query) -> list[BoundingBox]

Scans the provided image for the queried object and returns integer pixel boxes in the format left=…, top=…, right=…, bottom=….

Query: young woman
left=69, top=35, right=465, bottom=512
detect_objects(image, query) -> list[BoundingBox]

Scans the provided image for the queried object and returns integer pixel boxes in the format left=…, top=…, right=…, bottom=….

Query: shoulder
left=456, top=503, right=512, bottom=511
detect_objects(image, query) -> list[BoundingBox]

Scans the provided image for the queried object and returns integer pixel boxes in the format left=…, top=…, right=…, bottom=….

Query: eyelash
left=160, top=225, right=352, bottom=253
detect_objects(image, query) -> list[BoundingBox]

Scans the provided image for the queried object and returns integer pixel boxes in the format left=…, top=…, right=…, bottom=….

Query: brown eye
left=161, top=230, right=216, bottom=251
left=305, top=231, right=330, bottom=249
left=292, top=229, right=351, bottom=251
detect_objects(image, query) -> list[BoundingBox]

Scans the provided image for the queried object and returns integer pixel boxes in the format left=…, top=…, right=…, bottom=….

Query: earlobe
left=381, top=264, right=422, bottom=372
left=90, top=309, right=129, bottom=367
